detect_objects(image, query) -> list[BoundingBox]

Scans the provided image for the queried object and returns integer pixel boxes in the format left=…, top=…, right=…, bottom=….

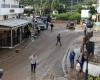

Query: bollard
left=0, top=69, right=4, bottom=79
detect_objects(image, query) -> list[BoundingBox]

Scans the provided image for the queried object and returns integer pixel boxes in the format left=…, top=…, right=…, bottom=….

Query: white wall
left=98, top=0, right=100, bottom=4
left=83, top=62, right=100, bottom=77
left=0, top=8, right=24, bottom=15
left=0, top=0, right=4, bottom=5
left=0, top=0, right=24, bottom=20
left=8, top=14, right=17, bottom=19
left=97, top=0, right=100, bottom=13
left=0, top=0, right=24, bottom=16
left=0, top=16, right=4, bottom=20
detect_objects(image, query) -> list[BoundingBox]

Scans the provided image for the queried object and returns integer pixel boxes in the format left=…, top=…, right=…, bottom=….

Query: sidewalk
left=62, top=32, right=100, bottom=80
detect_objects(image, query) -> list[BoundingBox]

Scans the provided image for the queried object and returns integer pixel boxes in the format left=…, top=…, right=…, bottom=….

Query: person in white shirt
left=82, top=21, right=87, bottom=36
left=29, top=54, right=38, bottom=73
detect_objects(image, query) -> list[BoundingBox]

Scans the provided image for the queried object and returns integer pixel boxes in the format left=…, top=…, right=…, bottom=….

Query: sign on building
left=81, top=10, right=90, bottom=18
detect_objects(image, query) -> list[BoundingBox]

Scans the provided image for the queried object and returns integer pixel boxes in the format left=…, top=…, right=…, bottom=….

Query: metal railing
left=1, top=4, right=10, bottom=8
left=11, top=5, right=19, bottom=8
left=1, top=4, right=23, bottom=8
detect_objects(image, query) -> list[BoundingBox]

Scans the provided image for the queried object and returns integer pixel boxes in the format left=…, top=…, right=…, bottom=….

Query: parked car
left=66, top=21, right=75, bottom=29
left=34, top=16, right=41, bottom=22
left=41, top=16, right=47, bottom=23
left=37, top=21, right=46, bottom=30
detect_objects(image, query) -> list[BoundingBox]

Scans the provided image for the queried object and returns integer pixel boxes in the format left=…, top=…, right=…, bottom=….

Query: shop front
left=0, top=19, right=32, bottom=48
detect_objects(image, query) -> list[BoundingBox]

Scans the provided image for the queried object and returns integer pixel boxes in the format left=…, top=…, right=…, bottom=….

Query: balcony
left=1, top=4, right=24, bottom=8
left=1, top=4, right=10, bottom=8
left=0, top=4, right=24, bottom=15
left=11, top=5, right=19, bottom=8
left=0, top=8, right=24, bottom=15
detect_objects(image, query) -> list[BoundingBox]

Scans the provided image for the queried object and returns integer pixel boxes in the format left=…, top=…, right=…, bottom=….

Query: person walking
left=69, top=50, right=75, bottom=69
left=29, top=54, right=38, bottom=73
left=82, top=21, right=87, bottom=36
left=50, top=23, right=54, bottom=32
left=56, top=33, right=62, bottom=46
left=36, top=27, right=40, bottom=36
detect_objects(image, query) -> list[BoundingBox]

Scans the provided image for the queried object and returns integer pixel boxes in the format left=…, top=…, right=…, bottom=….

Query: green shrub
left=88, top=75, right=100, bottom=80
left=88, top=75, right=93, bottom=80
left=53, top=12, right=81, bottom=21
left=56, top=13, right=68, bottom=20
left=96, top=77, right=100, bottom=80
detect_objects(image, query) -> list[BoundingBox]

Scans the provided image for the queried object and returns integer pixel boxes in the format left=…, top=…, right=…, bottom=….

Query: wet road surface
left=0, top=23, right=82, bottom=80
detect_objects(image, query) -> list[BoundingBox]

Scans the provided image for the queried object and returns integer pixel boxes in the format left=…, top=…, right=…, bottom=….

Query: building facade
left=0, top=0, right=32, bottom=48
left=0, top=0, right=24, bottom=20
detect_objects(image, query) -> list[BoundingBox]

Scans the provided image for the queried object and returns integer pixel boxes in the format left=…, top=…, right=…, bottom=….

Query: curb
left=62, top=48, right=70, bottom=75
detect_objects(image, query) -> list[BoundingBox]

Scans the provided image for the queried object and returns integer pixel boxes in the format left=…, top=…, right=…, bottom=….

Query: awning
left=0, top=19, right=31, bottom=28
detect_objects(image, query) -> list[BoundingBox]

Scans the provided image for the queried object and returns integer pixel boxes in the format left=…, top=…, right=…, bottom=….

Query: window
left=2, top=0, right=5, bottom=3
left=3, top=15, right=8, bottom=20
left=10, top=9, right=15, bottom=13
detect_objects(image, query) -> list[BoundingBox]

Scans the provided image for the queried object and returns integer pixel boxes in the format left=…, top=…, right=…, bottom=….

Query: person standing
left=50, top=23, right=54, bottom=32
left=29, top=54, right=38, bottom=73
left=56, top=33, right=62, bottom=46
left=46, top=21, right=48, bottom=29
left=69, top=50, right=75, bottom=69
left=82, top=21, right=87, bottom=36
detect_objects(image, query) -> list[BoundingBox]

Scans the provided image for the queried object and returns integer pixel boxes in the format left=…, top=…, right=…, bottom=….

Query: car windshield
left=38, top=22, right=44, bottom=25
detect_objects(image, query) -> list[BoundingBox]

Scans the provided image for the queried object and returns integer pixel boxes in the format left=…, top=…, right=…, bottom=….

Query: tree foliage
left=42, top=0, right=51, bottom=15
left=51, top=0, right=59, bottom=10
left=89, top=6, right=97, bottom=15
left=53, top=12, right=81, bottom=20
left=20, top=0, right=97, bottom=14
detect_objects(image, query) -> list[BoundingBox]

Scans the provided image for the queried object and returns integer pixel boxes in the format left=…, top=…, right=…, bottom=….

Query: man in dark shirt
left=56, top=33, right=62, bottom=46
left=50, top=23, right=54, bottom=32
